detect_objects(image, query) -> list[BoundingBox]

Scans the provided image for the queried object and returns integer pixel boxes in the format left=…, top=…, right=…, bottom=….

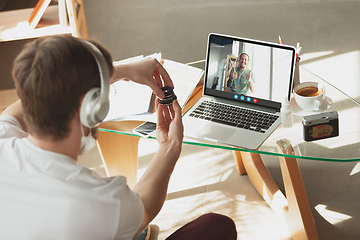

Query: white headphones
left=79, top=41, right=110, bottom=128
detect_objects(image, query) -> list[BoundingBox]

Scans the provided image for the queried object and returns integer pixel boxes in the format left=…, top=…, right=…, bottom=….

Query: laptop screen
left=204, top=33, right=296, bottom=110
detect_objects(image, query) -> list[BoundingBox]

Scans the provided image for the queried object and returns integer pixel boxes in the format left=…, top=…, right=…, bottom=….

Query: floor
left=79, top=139, right=294, bottom=240
left=79, top=0, right=360, bottom=239
left=79, top=136, right=360, bottom=240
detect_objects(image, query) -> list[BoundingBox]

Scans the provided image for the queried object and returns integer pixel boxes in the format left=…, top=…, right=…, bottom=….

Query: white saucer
left=290, top=96, right=333, bottom=116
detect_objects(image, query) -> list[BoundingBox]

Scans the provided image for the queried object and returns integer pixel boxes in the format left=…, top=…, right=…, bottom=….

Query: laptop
left=182, top=33, right=296, bottom=150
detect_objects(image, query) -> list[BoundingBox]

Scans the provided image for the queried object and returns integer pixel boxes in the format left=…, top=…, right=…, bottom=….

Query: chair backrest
left=65, top=0, right=88, bottom=38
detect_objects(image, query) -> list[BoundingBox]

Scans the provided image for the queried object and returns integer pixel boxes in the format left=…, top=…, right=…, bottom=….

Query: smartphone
left=133, top=121, right=157, bottom=137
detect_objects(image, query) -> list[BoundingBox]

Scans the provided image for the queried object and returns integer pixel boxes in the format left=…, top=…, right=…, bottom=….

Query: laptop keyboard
left=189, top=101, right=279, bottom=133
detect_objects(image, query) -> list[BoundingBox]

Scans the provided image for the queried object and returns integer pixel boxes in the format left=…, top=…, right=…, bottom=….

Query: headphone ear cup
left=80, top=88, right=100, bottom=128
left=80, top=41, right=111, bottom=128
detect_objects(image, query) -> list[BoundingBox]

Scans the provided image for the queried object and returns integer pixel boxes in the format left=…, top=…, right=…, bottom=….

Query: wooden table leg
left=233, top=141, right=319, bottom=240
left=96, top=130, right=140, bottom=188
left=239, top=151, right=288, bottom=215
left=233, top=150, right=247, bottom=175
left=277, top=139, right=318, bottom=240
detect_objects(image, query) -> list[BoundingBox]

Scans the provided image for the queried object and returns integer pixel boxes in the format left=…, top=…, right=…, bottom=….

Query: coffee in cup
left=296, top=86, right=323, bottom=97
left=293, top=82, right=325, bottom=112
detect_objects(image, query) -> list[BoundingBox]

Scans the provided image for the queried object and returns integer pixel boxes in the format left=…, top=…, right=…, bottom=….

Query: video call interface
left=204, top=35, right=295, bottom=109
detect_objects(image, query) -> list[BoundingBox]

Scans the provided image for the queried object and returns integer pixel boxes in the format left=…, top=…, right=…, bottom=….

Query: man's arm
left=246, top=70, right=255, bottom=93
left=248, top=79, right=255, bottom=93
left=132, top=99, right=183, bottom=237
left=1, top=100, right=27, bottom=132
left=111, top=58, right=173, bottom=99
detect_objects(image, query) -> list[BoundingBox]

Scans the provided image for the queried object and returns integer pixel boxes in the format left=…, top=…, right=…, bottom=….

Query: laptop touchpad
left=198, top=124, right=235, bottom=142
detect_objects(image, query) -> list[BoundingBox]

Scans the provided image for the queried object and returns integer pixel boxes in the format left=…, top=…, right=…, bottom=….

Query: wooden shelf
left=0, top=0, right=88, bottom=42
left=0, top=5, right=72, bottom=42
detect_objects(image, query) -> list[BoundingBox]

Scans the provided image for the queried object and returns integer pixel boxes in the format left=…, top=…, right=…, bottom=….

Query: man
left=228, top=53, right=255, bottom=95
left=0, top=35, right=237, bottom=240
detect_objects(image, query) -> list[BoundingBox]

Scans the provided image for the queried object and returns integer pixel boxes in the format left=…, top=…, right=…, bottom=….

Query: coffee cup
left=293, top=82, right=325, bottom=112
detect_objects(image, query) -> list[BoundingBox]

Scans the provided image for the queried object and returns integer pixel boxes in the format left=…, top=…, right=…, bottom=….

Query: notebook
left=182, top=33, right=296, bottom=150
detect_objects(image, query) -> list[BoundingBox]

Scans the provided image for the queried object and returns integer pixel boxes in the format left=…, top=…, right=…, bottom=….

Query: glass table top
left=99, top=65, right=360, bottom=162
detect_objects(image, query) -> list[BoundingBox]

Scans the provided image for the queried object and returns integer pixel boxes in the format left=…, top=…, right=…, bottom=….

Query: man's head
left=12, top=36, right=114, bottom=141
left=237, top=53, right=250, bottom=70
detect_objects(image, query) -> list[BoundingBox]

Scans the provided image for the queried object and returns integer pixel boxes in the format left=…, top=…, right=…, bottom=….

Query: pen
left=278, top=36, right=283, bottom=45
left=296, top=42, right=302, bottom=63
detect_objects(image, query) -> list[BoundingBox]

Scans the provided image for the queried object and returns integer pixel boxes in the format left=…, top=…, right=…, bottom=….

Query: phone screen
left=133, top=122, right=157, bottom=137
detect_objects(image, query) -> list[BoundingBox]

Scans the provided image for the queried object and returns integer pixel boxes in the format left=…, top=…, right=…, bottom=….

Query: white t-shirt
left=0, top=115, right=144, bottom=240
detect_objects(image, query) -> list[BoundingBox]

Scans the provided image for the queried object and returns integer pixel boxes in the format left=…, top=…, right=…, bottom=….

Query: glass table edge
left=300, top=66, right=360, bottom=106
left=98, top=128, right=360, bottom=162
left=98, top=65, right=360, bottom=163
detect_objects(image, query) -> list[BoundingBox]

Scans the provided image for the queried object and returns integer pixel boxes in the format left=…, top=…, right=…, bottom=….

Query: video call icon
left=234, top=94, right=258, bottom=104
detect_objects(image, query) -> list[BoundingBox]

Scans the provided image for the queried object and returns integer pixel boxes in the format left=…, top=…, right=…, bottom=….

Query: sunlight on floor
left=136, top=141, right=292, bottom=240
left=315, top=204, right=352, bottom=225
left=350, top=162, right=360, bottom=176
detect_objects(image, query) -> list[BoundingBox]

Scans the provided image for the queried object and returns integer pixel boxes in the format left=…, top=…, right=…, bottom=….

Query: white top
left=0, top=115, right=144, bottom=240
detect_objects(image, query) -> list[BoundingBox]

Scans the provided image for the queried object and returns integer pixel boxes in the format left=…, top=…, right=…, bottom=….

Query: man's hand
left=132, top=99, right=183, bottom=236
left=112, top=58, right=174, bottom=99
left=232, top=71, right=237, bottom=79
left=155, top=99, right=183, bottom=151
left=246, top=70, right=252, bottom=82
left=246, top=70, right=255, bottom=93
